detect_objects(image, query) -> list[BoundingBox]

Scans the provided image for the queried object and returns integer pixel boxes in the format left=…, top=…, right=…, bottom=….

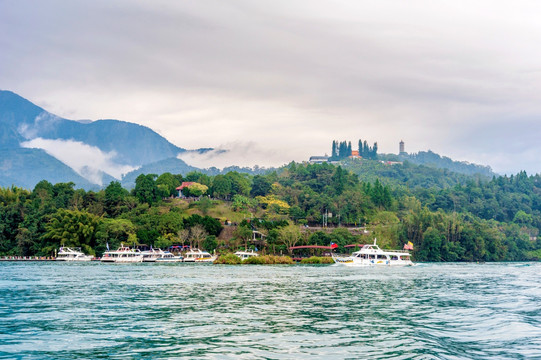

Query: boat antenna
left=373, top=238, right=377, bottom=245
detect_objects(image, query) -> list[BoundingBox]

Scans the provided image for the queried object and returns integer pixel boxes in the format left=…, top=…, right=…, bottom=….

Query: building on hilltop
left=308, top=155, right=330, bottom=164
left=399, top=140, right=406, bottom=155
left=176, top=182, right=196, bottom=197
left=349, top=150, right=361, bottom=159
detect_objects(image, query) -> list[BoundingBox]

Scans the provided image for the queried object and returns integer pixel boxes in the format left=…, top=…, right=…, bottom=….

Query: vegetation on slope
left=1, top=160, right=540, bottom=262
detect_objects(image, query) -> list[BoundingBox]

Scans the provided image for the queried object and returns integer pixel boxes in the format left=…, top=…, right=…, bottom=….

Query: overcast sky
left=2, top=0, right=541, bottom=174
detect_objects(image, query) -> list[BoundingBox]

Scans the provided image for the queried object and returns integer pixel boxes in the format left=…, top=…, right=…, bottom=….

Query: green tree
left=95, top=218, right=137, bottom=254
left=43, top=209, right=100, bottom=255
left=211, top=175, right=232, bottom=199
left=133, top=174, right=160, bottom=205
left=104, top=181, right=129, bottom=217
left=251, top=175, right=272, bottom=197
left=278, top=224, right=301, bottom=254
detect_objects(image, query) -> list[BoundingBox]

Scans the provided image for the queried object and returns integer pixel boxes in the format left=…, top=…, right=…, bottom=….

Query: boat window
left=390, top=255, right=398, bottom=260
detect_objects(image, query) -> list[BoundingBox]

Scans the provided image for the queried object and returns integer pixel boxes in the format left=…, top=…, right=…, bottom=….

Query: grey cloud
left=2, top=0, right=541, bottom=174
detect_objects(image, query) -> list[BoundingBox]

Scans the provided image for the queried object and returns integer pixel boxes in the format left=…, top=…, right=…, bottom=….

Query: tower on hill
left=399, top=140, right=406, bottom=155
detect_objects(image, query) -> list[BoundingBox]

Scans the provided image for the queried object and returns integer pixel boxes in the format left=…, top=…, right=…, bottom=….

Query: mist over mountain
left=1, top=90, right=501, bottom=191
left=0, top=90, right=195, bottom=189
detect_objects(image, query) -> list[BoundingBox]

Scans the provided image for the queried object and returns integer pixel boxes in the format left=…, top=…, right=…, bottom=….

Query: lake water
left=0, top=262, right=540, bottom=359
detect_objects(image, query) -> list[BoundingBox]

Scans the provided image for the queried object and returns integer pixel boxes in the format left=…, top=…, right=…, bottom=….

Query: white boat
left=56, top=247, right=93, bottom=261
left=155, top=251, right=184, bottom=263
left=332, top=239, right=413, bottom=266
left=183, top=249, right=217, bottom=263
left=141, top=248, right=165, bottom=262
left=234, top=250, right=259, bottom=260
left=100, top=245, right=143, bottom=263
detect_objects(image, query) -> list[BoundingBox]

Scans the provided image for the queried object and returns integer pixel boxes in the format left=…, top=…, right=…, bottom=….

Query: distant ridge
left=0, top=90, right=200, bottom=189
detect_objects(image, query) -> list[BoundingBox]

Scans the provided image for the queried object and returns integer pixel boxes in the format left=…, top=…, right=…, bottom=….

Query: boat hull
left=333, top=256, right=413, bottom=267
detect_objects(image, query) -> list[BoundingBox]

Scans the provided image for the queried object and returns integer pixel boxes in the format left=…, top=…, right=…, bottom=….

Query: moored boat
left=141, top=248, right=165, bottom=262
left=56, top=247, right=93, bottom=261
left=234, top=250, right=259, bottom=260
left=155, top=251, right=183, bottom=262
left=183, top=249, right=217, bottom=263
left=332, top=239, right=413, bottom=266
left=100, top=245, right=143, bottom=263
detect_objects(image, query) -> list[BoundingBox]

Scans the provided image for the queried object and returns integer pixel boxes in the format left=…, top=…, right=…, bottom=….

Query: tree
left=189, top=224, right=208, bottom=250
left=226, top=172, right=251, bottom=196
left=133, top=174, right=160, bottom=205
left=43, top=209, right=100, bottom=255
left=156, top=172, right=179, bottom=196
left=212, top=175, right=232, bottom=199
left=52, top=182, right=75, bottom=209
left=278, top=224, right=301, bottom=254
left=250, top=175, right=272, bottom=197
left=104, top=181, right=129, bottom=217
left=203, top=235, right=218, bottom=253
left=95, top=218, right=136, bottom=254
left=184, top=182, right=208, bottom=197
left=234, top=225, right=253, bottom=250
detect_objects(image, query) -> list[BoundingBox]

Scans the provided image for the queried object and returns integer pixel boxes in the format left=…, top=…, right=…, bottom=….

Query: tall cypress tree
left=372, top=142, right=378, bottom=159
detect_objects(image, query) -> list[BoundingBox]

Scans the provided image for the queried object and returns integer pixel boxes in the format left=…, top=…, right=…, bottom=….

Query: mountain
left=0, top=148, right=98, bottom=190
left=0, top=90, right=195, bottom=189
left=401, top=150, right=495, bottom=177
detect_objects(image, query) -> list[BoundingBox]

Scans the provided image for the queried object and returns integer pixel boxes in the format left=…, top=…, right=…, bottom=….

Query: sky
left=2, top=0, right=541, bottom=175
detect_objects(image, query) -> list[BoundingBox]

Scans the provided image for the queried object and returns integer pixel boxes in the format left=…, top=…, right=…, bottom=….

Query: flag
left=330, top=242, right=338, bottom=249
left=106, top=242, right=110, bottom=251
left=403, top=241, right=414, bottom=250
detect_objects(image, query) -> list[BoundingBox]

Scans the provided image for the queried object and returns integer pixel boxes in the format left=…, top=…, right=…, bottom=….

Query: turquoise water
left=0, top=262, right=540, bottom=359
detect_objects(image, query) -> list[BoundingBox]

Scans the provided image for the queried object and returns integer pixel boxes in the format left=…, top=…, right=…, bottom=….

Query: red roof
left=176, top=182, right=196, bottom=190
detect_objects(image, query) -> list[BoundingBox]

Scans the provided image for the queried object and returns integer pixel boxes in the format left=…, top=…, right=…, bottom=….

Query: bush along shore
left=215, top=254, right=294, bottom=265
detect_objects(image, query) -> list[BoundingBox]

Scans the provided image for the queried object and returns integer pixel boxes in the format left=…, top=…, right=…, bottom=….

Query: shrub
left=300, top=256, right=334, bottom=264
left=214, top=253, right=241, bottom=264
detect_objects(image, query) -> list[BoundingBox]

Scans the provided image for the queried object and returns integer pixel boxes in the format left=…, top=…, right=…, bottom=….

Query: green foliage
left=242, top=255, right=294, bottom=264
left=1, top=156, right=540, bottom=262
left=231, top=195, right=256, bottom=212
left=183, top=182, right=208, bottom=197
left=43, top=209, right=100, bottom=255
left=95, top=218, right=136, bottom=254
left=278, top=224, right=302, bottom=253
left=211, top=175, right=232, bottom=199
left=300, top=256, right=334, bottom=264
left=154, top=236, right=173, bottom=250
left=183, top=214, right=223, bottom=237
left=214, top=253, right=242, bottom=264
left=203, top=235, right=218, bottom=253
left=133, top=174, right=160, bottom=205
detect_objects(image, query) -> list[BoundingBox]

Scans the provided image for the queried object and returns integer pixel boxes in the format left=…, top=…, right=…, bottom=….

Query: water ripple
left=0, top=262, right=540, bottom=359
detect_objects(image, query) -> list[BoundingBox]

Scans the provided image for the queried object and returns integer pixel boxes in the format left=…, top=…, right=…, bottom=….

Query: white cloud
left=17, top=112, right=61, bottom=139
left=177, top=141, right=292, bottom=169
left=20, top=138, right=139, bottom=185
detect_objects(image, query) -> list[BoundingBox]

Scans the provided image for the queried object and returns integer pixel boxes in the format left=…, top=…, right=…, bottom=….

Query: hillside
left=1, top=161, right=540, bottom=262
left=0, top=90, right=194, bottom=188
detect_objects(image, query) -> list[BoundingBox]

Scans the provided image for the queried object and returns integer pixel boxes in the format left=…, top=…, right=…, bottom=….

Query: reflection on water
left=1, top=262, right=540, bottom=359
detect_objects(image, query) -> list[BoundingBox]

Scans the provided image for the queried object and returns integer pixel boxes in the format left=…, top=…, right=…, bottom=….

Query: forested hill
left=1, top=162, right=540, bottom=262
left=384, top=150, right=495, bottom=177
left=341, top=158, right=486, bottom=190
